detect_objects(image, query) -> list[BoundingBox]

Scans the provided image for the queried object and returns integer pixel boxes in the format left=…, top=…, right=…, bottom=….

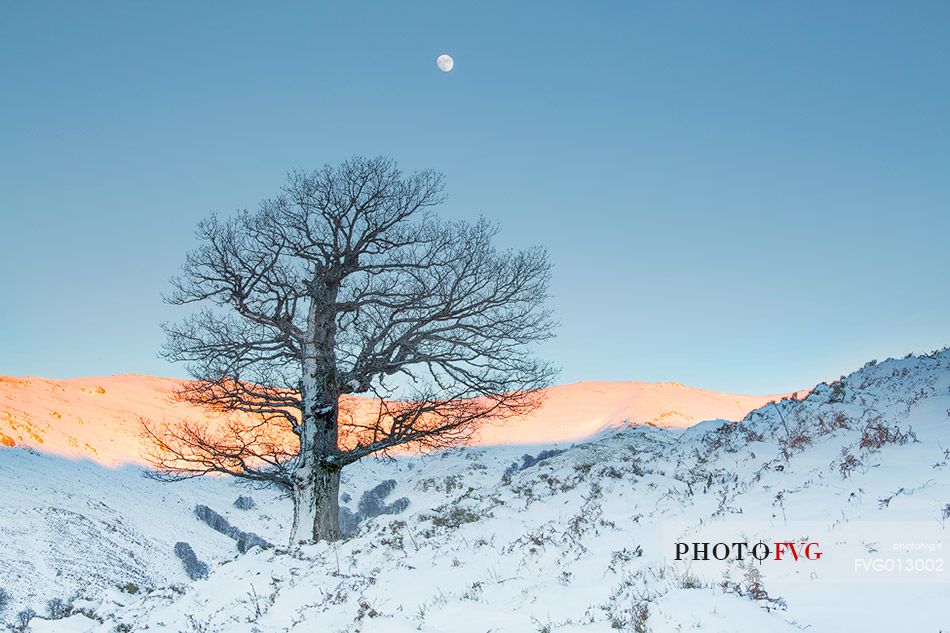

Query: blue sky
left=1, top=1, right=948, bottom=393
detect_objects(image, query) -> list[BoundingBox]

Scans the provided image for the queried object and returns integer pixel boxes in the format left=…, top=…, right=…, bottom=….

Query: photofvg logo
left=675, top=541, right=822, bottom=562
left=663, top=520, right=946, bottom=584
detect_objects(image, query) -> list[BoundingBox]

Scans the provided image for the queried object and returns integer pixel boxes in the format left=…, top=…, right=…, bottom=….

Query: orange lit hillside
left=0, top=374, right=792, bottom=467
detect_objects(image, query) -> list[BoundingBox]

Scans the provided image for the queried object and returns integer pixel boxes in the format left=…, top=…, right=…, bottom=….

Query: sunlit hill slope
left=0, top=374, right=790, bottom=467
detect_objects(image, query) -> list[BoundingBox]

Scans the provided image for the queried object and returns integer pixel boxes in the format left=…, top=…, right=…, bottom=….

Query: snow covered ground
left=3, top=350, right=949, bottom=632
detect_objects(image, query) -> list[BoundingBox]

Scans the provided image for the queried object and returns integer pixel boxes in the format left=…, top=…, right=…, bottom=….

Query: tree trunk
left=291, top=342, right=342, bottom=544
left=290, top=462, right=341, bottom=543
left=288, top=285, right=344, bottom=545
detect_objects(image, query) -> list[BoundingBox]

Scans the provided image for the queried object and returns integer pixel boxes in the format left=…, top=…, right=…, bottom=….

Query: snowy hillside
left=0, top=375, right=786, bottom=467
left=4, top=350, right=950, bottom=632
left=0, top=450, right=288, bottom=617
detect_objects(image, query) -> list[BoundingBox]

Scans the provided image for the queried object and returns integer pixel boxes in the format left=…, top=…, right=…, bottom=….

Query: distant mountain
left=0, top=374, right=788, bottom=466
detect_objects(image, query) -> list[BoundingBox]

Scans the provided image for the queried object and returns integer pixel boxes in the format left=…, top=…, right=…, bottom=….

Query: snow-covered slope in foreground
left=0, top=374, right=786, bottom=467
left=0, top=451, right=288, bottom=619
left=8, top=350, right=950, bottom=632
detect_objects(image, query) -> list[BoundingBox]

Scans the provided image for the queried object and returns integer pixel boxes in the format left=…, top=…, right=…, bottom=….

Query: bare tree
left=144, top=156, right=556, bottom=543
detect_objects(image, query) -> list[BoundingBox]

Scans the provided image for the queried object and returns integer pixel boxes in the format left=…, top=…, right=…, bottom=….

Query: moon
left=436, top=54, right=454, bottom=72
